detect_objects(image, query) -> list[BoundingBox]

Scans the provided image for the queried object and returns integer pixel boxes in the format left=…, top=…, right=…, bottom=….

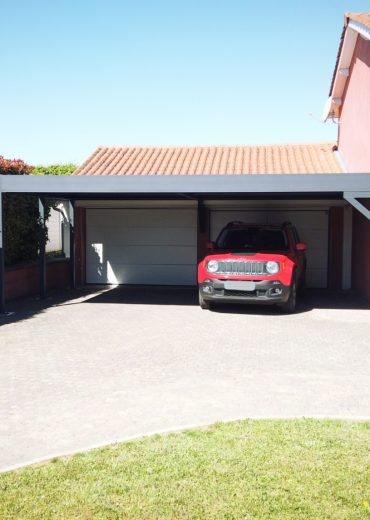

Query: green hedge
left=3, top=195, right=51, bottom=267
left=32, top=164, right=76, bottom=176
left=1, top=157, right=76, bottom=267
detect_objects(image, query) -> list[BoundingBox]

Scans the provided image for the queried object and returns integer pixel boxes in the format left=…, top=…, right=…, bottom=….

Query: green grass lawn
left=1, top=420, right=370, bottom=519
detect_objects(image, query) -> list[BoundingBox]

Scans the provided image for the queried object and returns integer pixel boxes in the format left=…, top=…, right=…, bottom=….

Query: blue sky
left=1, top=0, right=369, bottom=166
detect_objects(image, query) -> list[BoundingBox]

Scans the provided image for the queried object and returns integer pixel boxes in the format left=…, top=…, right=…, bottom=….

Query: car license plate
left=224, top=281, right=256, bottom=291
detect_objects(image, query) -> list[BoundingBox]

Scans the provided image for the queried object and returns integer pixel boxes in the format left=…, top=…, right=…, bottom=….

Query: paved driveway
left=0, top=286, right=369, bottom=472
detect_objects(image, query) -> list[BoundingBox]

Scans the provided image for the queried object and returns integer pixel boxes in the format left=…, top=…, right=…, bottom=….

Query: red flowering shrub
left=0, top=156, right=33, bottom=176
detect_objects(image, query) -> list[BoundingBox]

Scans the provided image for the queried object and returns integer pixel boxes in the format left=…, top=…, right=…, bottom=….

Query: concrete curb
left=2, top=414, right=370, bottom=474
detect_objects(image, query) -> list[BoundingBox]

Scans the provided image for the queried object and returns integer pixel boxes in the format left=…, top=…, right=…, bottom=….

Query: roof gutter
left=348, top=19, right=370, bottom=40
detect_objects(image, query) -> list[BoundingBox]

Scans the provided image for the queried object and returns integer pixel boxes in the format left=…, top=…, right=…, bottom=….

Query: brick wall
left=5, top=259, right=70, bottom=301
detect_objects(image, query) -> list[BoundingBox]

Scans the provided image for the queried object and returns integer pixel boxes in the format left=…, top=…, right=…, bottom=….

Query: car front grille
left=223, top=289, right=259, bottom=297
left=216, top=260, right=267, bottom=276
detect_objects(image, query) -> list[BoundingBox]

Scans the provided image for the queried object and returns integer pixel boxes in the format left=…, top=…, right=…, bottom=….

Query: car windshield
left=216, top=227, right=288, bottom=252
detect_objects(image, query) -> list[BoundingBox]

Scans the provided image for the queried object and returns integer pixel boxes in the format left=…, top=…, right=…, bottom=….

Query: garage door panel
left=210, top=209, right=328, bottom=288
left=211, top=212, right=267, bottom=239
left=87, top=209, right=196, bottom=228
left=86, top=263, right=196, bottom=285
left=298, top=228, right=328, bottom=247
left=306, top=269, right=327, bottom=288
left=87, top=227, right=196, bottom=246
left=306, top=249, right=328, bottom=269
left=267, top=211, right=328, bottom=228
left=87, top=244, right=196, bottom=265
left=86, top=209, right=197, bottom=285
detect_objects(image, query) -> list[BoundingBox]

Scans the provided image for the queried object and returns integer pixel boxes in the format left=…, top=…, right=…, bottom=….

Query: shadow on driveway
left=83, top=285, right=198, bottom=306
left=1, top=285, right=369, bottom=326
left=81, top=285, right=370, bottom=316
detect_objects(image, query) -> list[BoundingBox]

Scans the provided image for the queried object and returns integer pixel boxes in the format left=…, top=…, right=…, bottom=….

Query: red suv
left=198, top=221, right=307, bottom=313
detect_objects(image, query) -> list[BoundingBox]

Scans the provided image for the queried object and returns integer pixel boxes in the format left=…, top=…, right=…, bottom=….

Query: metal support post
left=0, top=192, right=5, bottom=314
left=39, top=197, right=46, bottom=299
left=69, top=200, right=76, bottom=289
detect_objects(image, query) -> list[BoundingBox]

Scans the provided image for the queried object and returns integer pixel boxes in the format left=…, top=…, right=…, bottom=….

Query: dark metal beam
left=3, top=192, right=346, bottom=202
left=0, top=192, right=5, bottom=314
left=69, top=201, right=76, bottom=289
left=38, top=198, right=46, bottom=299
left=343, top=192, right=370, bottom=220
left=2, top=172, right=370, bottom=195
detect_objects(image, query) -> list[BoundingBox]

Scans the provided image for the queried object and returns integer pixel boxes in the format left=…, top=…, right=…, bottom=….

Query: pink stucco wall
left=338, top=36, right=370, bottom=173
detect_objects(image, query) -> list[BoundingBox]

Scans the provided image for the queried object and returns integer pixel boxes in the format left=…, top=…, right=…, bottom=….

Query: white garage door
left=211, top=210, right=329, bottom=288
left=86, top=208, right=197, bottom=285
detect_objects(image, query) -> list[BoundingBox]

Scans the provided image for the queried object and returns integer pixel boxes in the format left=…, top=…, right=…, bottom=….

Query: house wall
left=352, top=199, right=370, bottom=302
left=46, top=209, right=63, bottom=253
left=338, top=36, right=370, bottom=172
left=5, top=259, right=70, bottom=301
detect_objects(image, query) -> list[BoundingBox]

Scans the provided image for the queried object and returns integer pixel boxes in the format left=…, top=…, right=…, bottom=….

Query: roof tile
left=75, top=143, right=343, bottom=176
left=346, top=12, right=370, bottom=29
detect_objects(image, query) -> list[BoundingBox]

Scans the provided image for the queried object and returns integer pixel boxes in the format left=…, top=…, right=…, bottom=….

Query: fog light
left=203, top=286, right=212, bottom=294
left=270, top=287, right=283, bottom=296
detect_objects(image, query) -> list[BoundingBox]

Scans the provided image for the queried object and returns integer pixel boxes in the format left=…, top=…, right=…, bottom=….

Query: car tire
left=298, top=268, right=306, bottom=295
left=199, top=289, right=211, bottom=310
left=279, top=273, right=297, bottom=314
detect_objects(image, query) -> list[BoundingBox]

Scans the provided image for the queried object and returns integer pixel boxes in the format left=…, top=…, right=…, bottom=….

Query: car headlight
left=266, top=261, right=279, bottom=274
left=206, top=260, right=219, bottom=273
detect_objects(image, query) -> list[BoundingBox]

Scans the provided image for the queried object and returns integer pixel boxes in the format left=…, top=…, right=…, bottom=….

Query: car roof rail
left=226, top=221, right=247, bottom=227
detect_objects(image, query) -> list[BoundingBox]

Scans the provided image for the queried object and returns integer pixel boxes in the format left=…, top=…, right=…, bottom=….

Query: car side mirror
left=296, top=242, right=307, bottom=251
left=206, top=241, right=216, bottom=251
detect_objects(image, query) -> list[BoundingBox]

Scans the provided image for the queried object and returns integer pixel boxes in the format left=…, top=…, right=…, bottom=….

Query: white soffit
left=204, top=199, right=347, bottom=209
left=75, top=200, right=198, bottom=208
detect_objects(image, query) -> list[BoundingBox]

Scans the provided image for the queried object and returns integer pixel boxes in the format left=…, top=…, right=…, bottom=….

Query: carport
left=1, top=163, right=370, bottom=314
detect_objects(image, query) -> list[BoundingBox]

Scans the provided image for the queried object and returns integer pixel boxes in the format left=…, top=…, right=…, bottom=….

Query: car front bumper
left=199, top=279, right=290, bottom=305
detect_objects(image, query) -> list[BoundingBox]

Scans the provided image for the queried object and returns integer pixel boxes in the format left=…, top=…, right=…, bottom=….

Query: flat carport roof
left=1, top=172, right=369, bottom=222
left=1, top=172, right=370, bottom=199
left=1, top=173, right=370, bottom=314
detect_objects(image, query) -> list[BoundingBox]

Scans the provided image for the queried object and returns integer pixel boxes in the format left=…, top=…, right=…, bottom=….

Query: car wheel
left=199, top=289, right=211, bottom=310
left=279, top=273, right=297, bottom=314
left=298, top=268, right=306, bottom=295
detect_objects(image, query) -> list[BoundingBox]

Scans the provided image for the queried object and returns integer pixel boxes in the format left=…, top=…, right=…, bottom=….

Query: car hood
left=205, top=252, right=289, bottom=261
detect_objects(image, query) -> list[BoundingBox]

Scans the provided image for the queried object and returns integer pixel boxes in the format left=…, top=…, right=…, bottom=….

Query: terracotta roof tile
left=75, top=143, right=343, bottom=176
